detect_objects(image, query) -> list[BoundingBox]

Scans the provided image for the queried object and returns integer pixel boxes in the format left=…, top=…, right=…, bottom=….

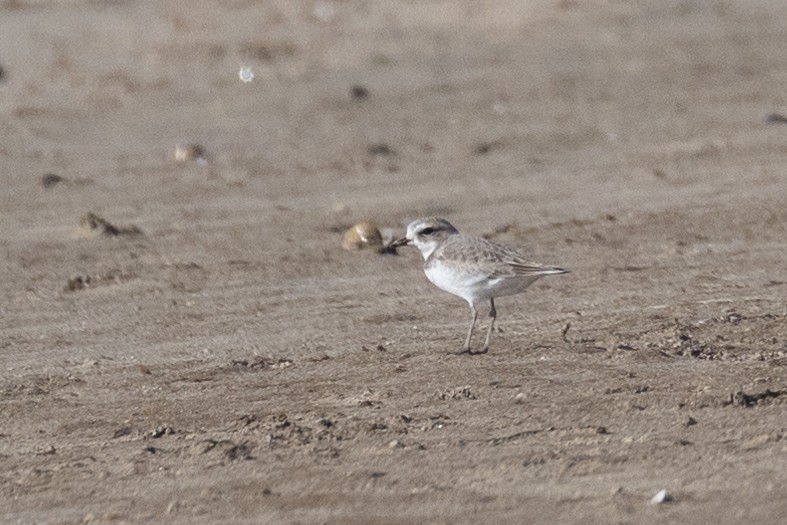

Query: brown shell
left=342, top=222, right=384, bottom=251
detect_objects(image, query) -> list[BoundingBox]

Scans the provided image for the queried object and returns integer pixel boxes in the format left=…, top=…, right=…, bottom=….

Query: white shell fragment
left=650, top=489, right=673, bottom=504
left=239, top=66, right=254, bottom=83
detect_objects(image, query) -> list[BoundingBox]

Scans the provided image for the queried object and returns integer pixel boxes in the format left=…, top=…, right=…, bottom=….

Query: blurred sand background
left=1, top=1, right=786, bottom=523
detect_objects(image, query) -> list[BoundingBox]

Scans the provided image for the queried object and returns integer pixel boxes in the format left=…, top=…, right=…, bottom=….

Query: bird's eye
left=420, top=227, right=434, bottom=236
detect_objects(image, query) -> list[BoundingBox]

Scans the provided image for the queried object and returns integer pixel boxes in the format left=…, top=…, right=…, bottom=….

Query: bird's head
left=390, top=217, right=459, bottom=260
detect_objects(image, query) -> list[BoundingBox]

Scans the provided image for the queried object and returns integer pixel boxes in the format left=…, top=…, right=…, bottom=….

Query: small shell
left=174, top=143, right=207, bottom=165
left=342, top=222, right=384, bottom=251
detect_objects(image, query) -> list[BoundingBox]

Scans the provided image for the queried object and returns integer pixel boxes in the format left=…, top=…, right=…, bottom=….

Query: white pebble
left=239, top=66, right=254, bottom=83
left=650, top=489, right=672, bottom=504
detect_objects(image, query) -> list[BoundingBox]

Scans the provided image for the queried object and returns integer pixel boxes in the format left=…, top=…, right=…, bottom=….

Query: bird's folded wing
left=436, top=236, right=567, bottom=279
left=506, top=261, right=567, bottom=276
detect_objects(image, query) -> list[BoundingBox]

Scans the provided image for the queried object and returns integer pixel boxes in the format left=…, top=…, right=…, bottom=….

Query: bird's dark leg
left=451, top=303, right=478, bottom=355
left=478, top=298, right=496, bottom=354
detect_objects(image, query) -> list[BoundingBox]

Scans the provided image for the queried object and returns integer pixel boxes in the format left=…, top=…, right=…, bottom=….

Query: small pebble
left=41, top=173, right=66, bottom=188
left=350, top=85, right=369, bottom=100
left=650, top=489, right=673, bottom=504
left=367, top=143, right=394, bottom=156
left=36, top=445, right=56, bottom=456
left=764, top=113, right=787, bottom=124
left=174, top=143, right=208, bottom=165
left=513, top=392, right=526, bottom=404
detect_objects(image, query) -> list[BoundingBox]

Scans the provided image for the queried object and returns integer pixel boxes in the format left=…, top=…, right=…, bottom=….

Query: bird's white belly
left=425, top=263, right=540, bottom=303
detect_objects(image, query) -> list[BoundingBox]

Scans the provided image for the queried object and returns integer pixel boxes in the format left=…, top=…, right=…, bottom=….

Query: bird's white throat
left=413, top=239, right=440, bottom=260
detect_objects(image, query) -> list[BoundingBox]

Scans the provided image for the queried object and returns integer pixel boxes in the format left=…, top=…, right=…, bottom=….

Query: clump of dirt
left=79, top=212, right=143, bottom=238
left=728, top=388, right=785, bottom=408
left=63, top=268, right=137, bottom=292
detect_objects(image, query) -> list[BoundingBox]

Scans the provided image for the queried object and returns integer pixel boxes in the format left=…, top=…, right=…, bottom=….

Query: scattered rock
left=684, top=416, right=698, bottom=427
left=367, top=143, right=394, bottom=156
left=79, top=212, right=142, bottom=238
left=729, top=388, right=784, bottom=407
left=223, top=441, right=253, bottom=460
left=188, top=440, right=217, bottom=456
left=231, top=356, right=294, bottom=370
left=63, top=269, right=138, bottom=292
left=65, top=275, right=91, bottom=291
left=388, top=439, right=404, bottom=449
left=436, top=386, right=477, bottom=401
left=473, top=141, right=502, bottom=155
left=650, top=489, right=673, bottom=504
left=41, top=173, right=67, bottom=188
left=148, top=425, right=176, bottom=439
left=361, top=343, right=388, bottom=352
left=764, top=113, right=787, bottom=124
left=188, top=439, right=253, bottom=460
left=112, top=427, right=133, bottom=439
left=266, top=414, right=313, bottom=447
left=350, top=85, right=369, bottom=100
left=740, top=434, right=771, bottom=450
left=36, top=445, right=56, bottom=455
left=174, top=143, right=208, bottom=165
left=513, top=392, right=527, bottom=404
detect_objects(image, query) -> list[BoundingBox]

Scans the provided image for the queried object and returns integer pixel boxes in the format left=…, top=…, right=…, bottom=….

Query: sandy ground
left=1, top=0, right=786, bottom=523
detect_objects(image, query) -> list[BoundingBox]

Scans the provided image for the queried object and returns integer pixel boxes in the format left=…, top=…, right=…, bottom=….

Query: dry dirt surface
left=1, top=1, right=786, bottom=524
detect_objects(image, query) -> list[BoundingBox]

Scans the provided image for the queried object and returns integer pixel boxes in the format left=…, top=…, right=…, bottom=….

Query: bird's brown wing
left=435, top=235, right=567, bottom=280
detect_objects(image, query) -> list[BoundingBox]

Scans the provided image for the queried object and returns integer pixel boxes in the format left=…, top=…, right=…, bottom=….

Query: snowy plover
left=391, top=217, right=568, bottom=355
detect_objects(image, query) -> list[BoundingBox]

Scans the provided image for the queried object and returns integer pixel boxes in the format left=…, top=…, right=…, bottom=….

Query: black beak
left=389, top=237, right=411, bottom=249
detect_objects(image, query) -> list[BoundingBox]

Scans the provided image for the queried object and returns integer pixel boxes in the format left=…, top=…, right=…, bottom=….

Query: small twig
left=561, top=322, right=571, bottom=343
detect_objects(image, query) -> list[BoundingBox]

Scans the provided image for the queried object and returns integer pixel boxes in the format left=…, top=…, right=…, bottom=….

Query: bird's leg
left=477, top=298, right=496, bottom=354
left=451, top=304, right=478, bottom=355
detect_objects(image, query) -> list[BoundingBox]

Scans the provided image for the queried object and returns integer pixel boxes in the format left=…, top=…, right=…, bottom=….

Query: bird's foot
left=448, top=347, right=488, bottom=356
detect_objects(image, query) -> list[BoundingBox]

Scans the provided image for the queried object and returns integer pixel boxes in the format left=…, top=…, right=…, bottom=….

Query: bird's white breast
left=424, top=259, right=541, bottom=305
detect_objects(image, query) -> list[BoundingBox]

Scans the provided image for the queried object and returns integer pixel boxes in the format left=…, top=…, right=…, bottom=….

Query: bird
left=391, top=217, right=568, bottom=355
